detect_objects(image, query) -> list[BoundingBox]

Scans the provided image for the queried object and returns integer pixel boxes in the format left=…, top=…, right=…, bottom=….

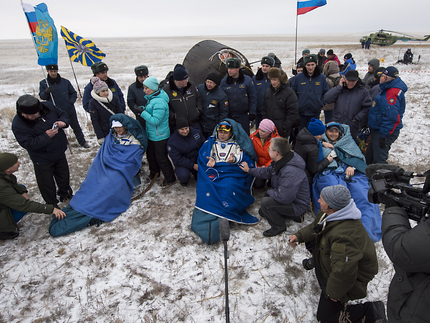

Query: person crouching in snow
left=88, top=76, right=123, bottom=145
left=240, top=137, right=310, bottom=237
left=49, top=114, right=147, bottom=237
left=0, top=153, right=66, bottom=240
left=167, top=117, right=204, bottom=187
left=191, top=119, right=258, bottom=245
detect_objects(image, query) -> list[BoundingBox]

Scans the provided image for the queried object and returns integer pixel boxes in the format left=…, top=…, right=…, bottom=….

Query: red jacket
left=250, top=127, right=281, bottom=167
left=324, top=54, right=341, bottom=67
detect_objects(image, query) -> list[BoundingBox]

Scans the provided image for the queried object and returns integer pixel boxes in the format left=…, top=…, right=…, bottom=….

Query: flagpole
left=295, top=13, right=298, bottom=67
left=64, top=40, right=83, bottom=99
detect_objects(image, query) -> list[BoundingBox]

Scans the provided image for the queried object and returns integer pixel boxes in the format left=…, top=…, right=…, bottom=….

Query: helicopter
left=360, top=30, right=430, bottom=46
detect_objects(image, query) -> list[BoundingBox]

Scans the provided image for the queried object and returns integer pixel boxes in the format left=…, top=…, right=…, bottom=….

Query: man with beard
left=39, top=64, right=89, bottom=148
left=290, top=54, right=329, bottom=130
left=220, top=57, right=257, bottom=135
left=127, top=65, right=149, bottom=128
left=12, top=95, right=73, bottom=207
left=197, top=73, right=228, bottom=138
left=82, top=61, right=125, bottom=113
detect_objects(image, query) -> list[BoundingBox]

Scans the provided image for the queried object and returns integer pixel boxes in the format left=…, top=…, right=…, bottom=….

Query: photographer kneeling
left=382, top=206, right=430, bottom=322
left=289, top=185, right=386, bottom=322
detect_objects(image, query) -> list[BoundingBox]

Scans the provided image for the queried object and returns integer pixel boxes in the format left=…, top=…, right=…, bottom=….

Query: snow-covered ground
left=0, top=35, right=429, bottom=322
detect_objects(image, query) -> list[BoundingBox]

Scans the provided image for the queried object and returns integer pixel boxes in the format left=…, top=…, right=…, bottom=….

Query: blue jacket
left=197, top=83, right=229, bottom=134
left=248, top=152, right=310, bottom=217
left=252, top=69, right=271, bottom=114
left=368, top=77, right=408, bottom=138
left=220, top=70, right=257, bottom=116
left=290, top=68, right=329, bottom=116
left=167, top=126, right=204, bottom=169
left=12, top=101, right=69, bottom=163
left=83, top=77, right=125, bottom=112
left=140, top=89, right=170, bottom=141
left=340, top=58, right=356, bottom=76
left=39, top=74, right=77, bottom=113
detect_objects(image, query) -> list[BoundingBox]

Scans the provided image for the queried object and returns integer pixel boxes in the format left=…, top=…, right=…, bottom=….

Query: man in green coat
left=0, top=153, right=65, bottom=240
left=289, top=185, right=386, bottom=322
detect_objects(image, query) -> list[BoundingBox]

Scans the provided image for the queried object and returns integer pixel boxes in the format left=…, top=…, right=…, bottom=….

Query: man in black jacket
left=382, top=206, right=430, bottom=323
left=163, top=64, right=202, bottom=133
left=39, top=64, right=88, bottom=148
left=127, top=65, right=149, bottom=129
left=12, top=95, right=73, bottom=207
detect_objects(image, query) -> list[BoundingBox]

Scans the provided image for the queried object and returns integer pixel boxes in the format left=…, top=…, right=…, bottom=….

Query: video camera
left=366, top=164, right=430, bottom=221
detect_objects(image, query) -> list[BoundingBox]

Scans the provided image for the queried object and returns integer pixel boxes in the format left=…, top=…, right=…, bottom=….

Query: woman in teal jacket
left=137, top=77, right=176, bottom=186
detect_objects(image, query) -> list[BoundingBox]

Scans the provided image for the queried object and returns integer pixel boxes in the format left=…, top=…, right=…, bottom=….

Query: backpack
left=327, top=75, right=342, bottom=87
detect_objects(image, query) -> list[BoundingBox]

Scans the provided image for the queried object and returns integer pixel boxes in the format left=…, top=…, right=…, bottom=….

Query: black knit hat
left=344, top=53, right=352, bottom=60
left=16, top=94, right=41, bottom=114
left=327, top=49, right=334, bottom=56
left=134, top=65, right=148, bottom=77
left=176, top=117, right=189, bottom=130
left=0, top=153, right=18, bottom=172
left=226, top=58, right=241, bottom=69
left=91, top=62, right=109, bottom=74
left=206, top=72, right=220, bottom=85
left=173, top=64, right=188, bottom=81
left=345, top=70, right=359, bottom=81
left=46, top=64, right=58, bottom=71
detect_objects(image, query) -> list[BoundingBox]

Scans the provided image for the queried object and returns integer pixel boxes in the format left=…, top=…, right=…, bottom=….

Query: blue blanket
left=194, top=135, right=258, bottom=224
left=69, top=133, right=144, bottom=222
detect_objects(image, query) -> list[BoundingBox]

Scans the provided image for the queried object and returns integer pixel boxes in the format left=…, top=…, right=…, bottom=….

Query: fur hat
left=304, top=54, right=318, bottom=65
left=16, top=94, right=41, bottom=114
left=261, top=56, right=275, bottom=67
left=259, top=119, right=275, bottom=133
left=91, top=62, right=109, bottom=75
left=302, top=48, right=310, bottom=56
left=307, top=118, right=325, bottom=136
left=226, top=58, right=241, bottom=69
left=173, top=65, right=188, bottom=81
left=91, top=76, right=108, bottom=94
left=268, top=67, right=282, bottom=79
left=143, top=76, right=159, bottom=91
left=0, top=153, right=18, bottom=172
left=46, top=64, right=58, bottom=71
left=134, top=65, right=148, bottom=77
left=321, top=185, right=351, bottom=210
left=176, top=117, right=189, bottom=130
left=327, top=49, right=334, bottom=56
left=344, top=53, right=352, bottom=60
left=206, top=72, right=220, bottom=85
left=382, top=66, right=399, bottom=78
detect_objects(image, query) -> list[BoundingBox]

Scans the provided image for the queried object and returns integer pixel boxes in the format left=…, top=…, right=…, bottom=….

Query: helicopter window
left=377, top=34, right=387, bottom=38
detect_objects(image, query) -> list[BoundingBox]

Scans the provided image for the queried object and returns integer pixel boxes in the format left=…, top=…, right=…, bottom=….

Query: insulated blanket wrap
left=69, top=134, right=144, bottom=222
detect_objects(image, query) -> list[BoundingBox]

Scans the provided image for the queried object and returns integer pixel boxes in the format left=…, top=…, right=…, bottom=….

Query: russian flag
left=22, top=3, right=37, bottom=34
left=297, top=0, right=327, bottom=15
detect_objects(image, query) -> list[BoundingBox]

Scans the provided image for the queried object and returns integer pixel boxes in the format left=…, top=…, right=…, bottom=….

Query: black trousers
left=33, top=155, right=72, bottom=206
left=316, top=292, right=384, bottom=323
left=146, top=139, right=175, bottom=183
left=259, top=197, right=296, bottom=231
left=67, top=108, right=86, bottom=145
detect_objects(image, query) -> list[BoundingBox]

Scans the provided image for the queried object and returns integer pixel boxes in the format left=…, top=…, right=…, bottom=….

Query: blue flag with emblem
left=60, top=26, right=106, bottom=66
left=22, top=2, right=58, bottom=66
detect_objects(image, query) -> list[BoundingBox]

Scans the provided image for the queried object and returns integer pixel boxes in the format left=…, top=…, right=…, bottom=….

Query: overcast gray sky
left=2, top=0, right=430, bottom=40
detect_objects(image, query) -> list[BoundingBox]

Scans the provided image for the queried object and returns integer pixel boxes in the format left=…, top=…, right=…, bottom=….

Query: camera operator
left=382, top=206, right=430, bottom=322
left=289, top=185, right=386, bottom=322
